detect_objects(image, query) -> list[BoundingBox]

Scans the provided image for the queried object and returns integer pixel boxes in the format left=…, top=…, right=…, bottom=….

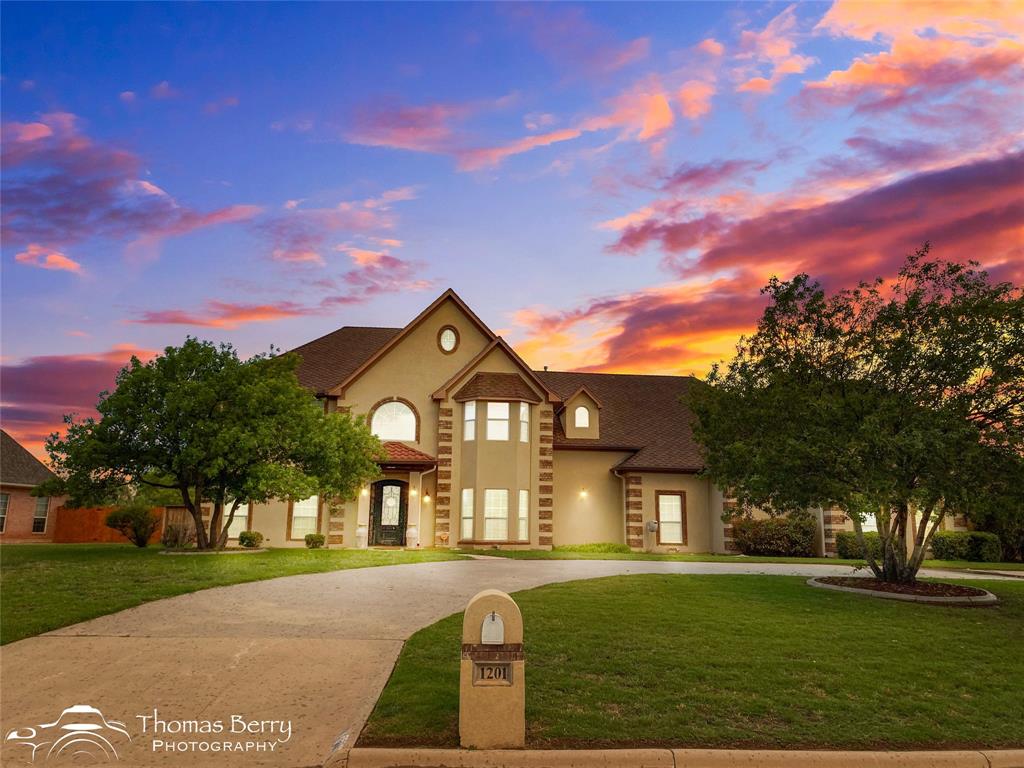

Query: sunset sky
left=2, top=1, right=1022, bottom=456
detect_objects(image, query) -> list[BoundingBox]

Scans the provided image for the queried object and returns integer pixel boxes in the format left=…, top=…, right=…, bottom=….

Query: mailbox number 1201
left=473, top=662, right=512, bottom=686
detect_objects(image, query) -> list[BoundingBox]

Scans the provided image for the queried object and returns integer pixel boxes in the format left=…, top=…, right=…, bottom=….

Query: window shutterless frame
left=655, top=491, right=686, bottom=545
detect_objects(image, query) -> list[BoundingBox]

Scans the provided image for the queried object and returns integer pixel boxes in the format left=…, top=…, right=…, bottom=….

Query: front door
left=370, top=480, right=407, bottom=546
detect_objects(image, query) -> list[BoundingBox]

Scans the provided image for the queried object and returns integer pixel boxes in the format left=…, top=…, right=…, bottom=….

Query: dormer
left=562, top=386, right=601, bottom=439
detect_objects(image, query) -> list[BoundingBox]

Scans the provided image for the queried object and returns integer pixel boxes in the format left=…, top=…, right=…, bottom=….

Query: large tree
left=691, top=245, right=1023, bottom=582
left=44, top=338, right=384, bottom=549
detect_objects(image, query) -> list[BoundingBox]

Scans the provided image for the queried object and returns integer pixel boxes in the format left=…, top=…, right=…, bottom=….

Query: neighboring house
left=240, top=289, right=965, bottom=554
left=0, top=430, right=60, bottom=542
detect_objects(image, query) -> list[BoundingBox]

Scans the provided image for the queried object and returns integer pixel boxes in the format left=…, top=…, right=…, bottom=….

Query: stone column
left=434, top=403, right=453, bottom=547
left=537, top=405, right=554, bottom=547
left=821, top=506, right=848, bottom=557
left=721, top=497, right=740, bottom=553
left=327, top=497, right=345, bottom=546
left=625, top=473, right=643, bottom=550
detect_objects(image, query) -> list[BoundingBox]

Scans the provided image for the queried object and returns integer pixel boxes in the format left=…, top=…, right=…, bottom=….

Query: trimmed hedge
left=835, top=531, right=882, bottom=560
left=731, top=515, right=816, bottom=557
left=238, top=530, right=264, bottom=549
left=930, top=531, right=1002, bottom=563
left=305, top=533, right=326, bottom=549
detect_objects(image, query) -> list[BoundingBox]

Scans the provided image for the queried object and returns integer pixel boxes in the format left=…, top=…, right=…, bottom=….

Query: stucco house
left=0, top=430, right=60, bottom=542
left=240, top=289, right=963, bottom=554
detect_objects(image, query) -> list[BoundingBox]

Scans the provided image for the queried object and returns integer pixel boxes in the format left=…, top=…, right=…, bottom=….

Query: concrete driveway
left=0, top=559, right=1007, bottom=767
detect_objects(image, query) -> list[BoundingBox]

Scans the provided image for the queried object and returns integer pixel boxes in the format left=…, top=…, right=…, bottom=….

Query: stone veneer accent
left=434, top=405, right=453, bottom=546
left=625, top=473, right=643, bottom=550
left=721, top=499, right=740, bottom=553
left=327, top=497, right=345, bottom=545
left=822, top=507, right=848, bottom=555
left=538, top=406, right=554, bottom=547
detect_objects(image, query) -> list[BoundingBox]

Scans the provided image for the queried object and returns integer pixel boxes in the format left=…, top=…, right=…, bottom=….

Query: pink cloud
left=14, top=244, right=82, bottom=273
left=150, top=80, right=178, bottom=99
left=130, top=300, right=312, bottom=328
left=677, top=81, right=716, bottom=119
left=347, top=101, right=468, bottom=154
left=119, top=90, right=136, bottom=103
left=0, top=344, right=157, bottom=459
left=697, top=38, right=725, bottom=57
left=734, top=4, right=816, bottom=93
left=502, top=4, right=649, bottom=79
left=1, top=112, right=261, bottom=251
left=203, top=95, right=240, bottom=114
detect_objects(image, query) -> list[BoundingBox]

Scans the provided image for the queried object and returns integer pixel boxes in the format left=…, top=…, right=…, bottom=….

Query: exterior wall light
left=579, top=488, right=588, bottom=499
left=423, top=494, right=432, bottom=504
left=360, top=487, right=369, bottom=497
left=410, top=488, right=418, bottom=497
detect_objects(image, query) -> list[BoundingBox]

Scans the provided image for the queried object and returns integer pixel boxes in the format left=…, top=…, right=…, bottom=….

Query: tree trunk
left=207, top=500, right=224, bottom=551
left=216, top=500, right=241, bottom=549
left=180, top=482, right=209, bottom=549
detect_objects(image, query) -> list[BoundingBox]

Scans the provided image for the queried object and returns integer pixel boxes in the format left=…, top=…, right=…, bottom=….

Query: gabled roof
left=454, top=372, right=543, bottom=404
left=1, top=430, right=55, bottom=487
left=328, top=289, right=497, bottom=397
left=292, top=326, right=400, bottom=395
left=562, top=385, right=603, bottom=410
left=534, top=371, right=705, bottom=473
left=431, top=338, right=560, bottom=403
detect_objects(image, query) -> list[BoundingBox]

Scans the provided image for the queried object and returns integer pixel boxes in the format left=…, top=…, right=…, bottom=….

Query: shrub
left=105, top=502, right=161, bottom=548
left=305, top=533, right=326, bottom=549
left=161, top=523, right=196, bottom=549
left=731, top=515, right=816, bottom=557
left=836, top=531, right=882, bottom=560
left=238, top=530, right=264, bottom=549
left=553, top=543, right=632, bottom=554
left=931, top=531, right=1002, bottom=562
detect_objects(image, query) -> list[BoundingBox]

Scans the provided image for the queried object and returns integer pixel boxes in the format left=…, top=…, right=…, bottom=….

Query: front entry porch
left=355, top=442, right=437, bottom=549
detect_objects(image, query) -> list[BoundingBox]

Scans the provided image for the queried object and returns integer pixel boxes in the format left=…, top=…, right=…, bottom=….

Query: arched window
left=371, top=400, right=417, bottom=441
left=574, top=405, right=590, bottom=428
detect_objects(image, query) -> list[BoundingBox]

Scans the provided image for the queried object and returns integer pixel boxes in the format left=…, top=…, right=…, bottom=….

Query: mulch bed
left=817, top=577, right=988, bottom=598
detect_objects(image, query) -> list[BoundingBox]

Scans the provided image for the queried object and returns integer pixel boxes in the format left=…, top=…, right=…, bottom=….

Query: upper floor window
left=438, top=326, right=460, bottom=353
left=464, top=401, right=476, bottom=441
left=574, top=405, right=590, bottom=428
left=519, top=402, right=530, bottom=443
left=487, top=402, right=510, bottom=441
left=33, top=496, right=49, bottom=534
left=371, top=400, right=417, bottom=441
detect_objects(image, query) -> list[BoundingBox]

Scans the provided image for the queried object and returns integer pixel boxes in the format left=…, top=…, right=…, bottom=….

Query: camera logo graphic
left=4, top=704, right=131, bottom=763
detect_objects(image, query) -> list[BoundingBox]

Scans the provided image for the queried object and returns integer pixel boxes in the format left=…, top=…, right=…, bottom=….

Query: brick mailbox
left=459, top=589, right=525, bottom=748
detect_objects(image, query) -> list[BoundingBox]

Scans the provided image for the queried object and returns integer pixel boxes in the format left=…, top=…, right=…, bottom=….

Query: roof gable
left=1, top=430, right=55, bottom=487
left=432, top=338, right=559, bottom=403
left=292, top=326, right=400, bottom=395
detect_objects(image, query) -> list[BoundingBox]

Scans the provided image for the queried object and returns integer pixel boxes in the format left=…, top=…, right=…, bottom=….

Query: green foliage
left=237, top=530, right=264, bottom=549
left=836, top=531, right=881, bottom=560
left=161, top=524, right=196, bottom=549
left=44, top=338, right=384, bottom=549
left=304, top=533, right=326, bottom=549
left=552, top=542, right=632, bottom=554
left=731, top=515, right=816, bottom=557
left=104, top=502, right=161, bottom=548
left=930, top=531, right=1002, bottom=563
left=691, top=245, right=1024, bottom=582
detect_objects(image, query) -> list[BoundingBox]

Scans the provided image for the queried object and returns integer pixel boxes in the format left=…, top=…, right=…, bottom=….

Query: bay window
left=519, top=402, right=529, bottom=442
left=486, top=402, right=509, bottom=441
left=518, top=489, right=529, bottom=541
left=464, top=401, right=476, bottom=441
left=461, top=488, right=474, bottom=540
left=484, top=489, right=509, bottom=540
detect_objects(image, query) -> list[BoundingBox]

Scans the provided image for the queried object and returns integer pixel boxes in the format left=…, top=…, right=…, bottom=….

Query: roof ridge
left=535, top=369, right=700, bottom=381
left=289, top=324, right=401, bottom=353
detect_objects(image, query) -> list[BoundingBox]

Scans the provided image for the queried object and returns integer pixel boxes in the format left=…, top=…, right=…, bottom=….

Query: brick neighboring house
left=229, top=289, right=969, bottom=554
left=0, top=430, right=62, bottom=542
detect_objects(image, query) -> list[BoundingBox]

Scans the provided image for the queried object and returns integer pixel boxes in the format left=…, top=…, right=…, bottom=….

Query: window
left=438, top=326, right=459, bottom=353
left=290, top=496, right=319, bottom=540
left=32, top=496, right=49, bottom=534
left=461, top=488, right=474, bottom=541
left=518, top=490, right=529, bottom=541
left=0, top=493, right=8, bottom=533
left=486, top=402, right=509, bottom=441
left=464, top=401, right=476, bottom=441
left=225, top=501, right=249, bottom=539
left=519, top=402, right=529, bottom=443
left=574, top=405, right=590, bottom=428
left=656, top=492, right=685, bottom=545
left=484, top=489, right=509, bottom=541
left=860, top=514, right=877, bottom=532
left=370, top=400, right=416, bottom=441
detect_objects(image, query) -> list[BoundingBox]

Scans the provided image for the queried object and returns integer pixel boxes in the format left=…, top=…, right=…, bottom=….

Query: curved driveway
left=0, top=558, right=1006, bottom=767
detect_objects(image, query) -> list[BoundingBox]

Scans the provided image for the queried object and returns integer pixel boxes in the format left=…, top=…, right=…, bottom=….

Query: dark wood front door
left=370, top=480, right=407, bottom=546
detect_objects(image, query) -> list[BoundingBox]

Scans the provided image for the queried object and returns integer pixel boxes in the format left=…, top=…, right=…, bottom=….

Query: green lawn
left=0, top=544, right=464, bottom=645
left=465, top=546, right=1024, bottom=571
left=361, top=574, right=1024, bottom=749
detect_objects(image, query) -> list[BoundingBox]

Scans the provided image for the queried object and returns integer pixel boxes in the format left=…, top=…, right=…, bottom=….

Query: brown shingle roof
left=382, top=442, right=437, bottom=465
left=454, top=372, right=542, bottom=403
left=290, top=326, right=401, bottom=395
left=1, top=430, right=55, bottom=486
left=534, top=371, right=706, bottom=472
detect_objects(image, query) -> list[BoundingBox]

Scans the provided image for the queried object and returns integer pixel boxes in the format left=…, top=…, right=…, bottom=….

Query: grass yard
left=0, top=544, right=464, bottom=645
left=361, top=574, right=1024, bottom=749
left=467, top=545, right=1024, bottom=571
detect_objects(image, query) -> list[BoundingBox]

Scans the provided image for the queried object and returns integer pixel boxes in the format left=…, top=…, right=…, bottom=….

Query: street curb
left=806, top=577, right=999, bottom=605
left=331, top=748, right=1024, bottom=768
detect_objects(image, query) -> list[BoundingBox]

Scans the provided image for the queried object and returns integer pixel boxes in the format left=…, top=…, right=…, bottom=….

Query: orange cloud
left=131, top=301, right=312, bottom=328
left=735, top=4, right=816, bottom=93
left=14, top=244, right=82, bottom=273
left=817, top=0, right=1024, bottom=42
left=697, top=38, right=724, bottom=56
left=677, top=81, right=715, bottom=119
